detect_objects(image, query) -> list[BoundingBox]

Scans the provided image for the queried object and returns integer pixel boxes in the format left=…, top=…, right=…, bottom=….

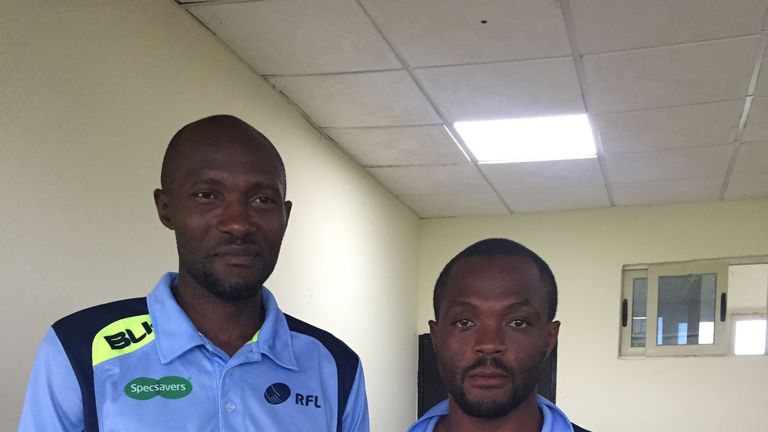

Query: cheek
left=435, top=333, right=472, bottom=367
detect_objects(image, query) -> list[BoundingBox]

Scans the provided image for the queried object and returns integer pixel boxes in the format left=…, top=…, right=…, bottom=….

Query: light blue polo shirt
left=19, top=273, right=369, bottom=431
left=408, top=396, right=575, bottom=432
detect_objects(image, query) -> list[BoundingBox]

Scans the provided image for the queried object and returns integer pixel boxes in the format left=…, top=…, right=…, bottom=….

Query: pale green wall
left=418, top=199, right=768, bottom=431
left=0, top=1, right=418, bottom=430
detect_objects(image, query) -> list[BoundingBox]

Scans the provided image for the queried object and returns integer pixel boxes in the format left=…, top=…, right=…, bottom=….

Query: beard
left=187, top=264, right=263, bottom=301
left=441, top=354, right=545, bottom=419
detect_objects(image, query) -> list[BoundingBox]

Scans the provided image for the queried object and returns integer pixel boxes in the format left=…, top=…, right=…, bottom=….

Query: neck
left=173, top=272, right=265, bottom=357
left=436, top=393, right=542, bottom=432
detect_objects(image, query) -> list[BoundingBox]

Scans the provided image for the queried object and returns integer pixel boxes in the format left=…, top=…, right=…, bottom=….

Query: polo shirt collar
left=408, top=396, right=574, bottom=432
left=147, top=272, right=299, bottom=371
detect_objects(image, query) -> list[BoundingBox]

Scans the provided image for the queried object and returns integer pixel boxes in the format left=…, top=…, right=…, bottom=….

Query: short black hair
left=433, top=238, right=558, bottom=322
left=160, top=114, right=286, bottom=193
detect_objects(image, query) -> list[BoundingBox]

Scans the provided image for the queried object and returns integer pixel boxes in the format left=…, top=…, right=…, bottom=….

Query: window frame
left=619, top=256, right=768, bottom=358
left=645, top=260, right=728, bottom=357
left=619, top=268, right=647, bottom=357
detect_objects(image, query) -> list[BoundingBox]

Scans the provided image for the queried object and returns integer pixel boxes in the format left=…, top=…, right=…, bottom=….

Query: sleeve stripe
left=285, top=314, right=359, bottom=432
left=52, top=297, right=149, bottom=432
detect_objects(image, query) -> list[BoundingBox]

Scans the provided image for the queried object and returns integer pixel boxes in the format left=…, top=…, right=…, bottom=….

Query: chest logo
left=92, top=314, right=155, bottom=366
left=263, top=383, right=322, bottom=408
left=124, top=376, right=193, bottom=400
left=264, top=382, right=291, bottom=405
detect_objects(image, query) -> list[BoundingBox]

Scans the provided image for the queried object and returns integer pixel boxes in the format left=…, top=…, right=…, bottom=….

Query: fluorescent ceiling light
left=454, top=114, right=597, bottom=164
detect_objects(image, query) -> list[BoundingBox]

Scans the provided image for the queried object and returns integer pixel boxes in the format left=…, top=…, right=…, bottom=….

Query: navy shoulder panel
left=572, top=423, right=591, bottom=432
left=52, top=297, right=148, bottom=432
left=285, top=314, right=360, bottom=432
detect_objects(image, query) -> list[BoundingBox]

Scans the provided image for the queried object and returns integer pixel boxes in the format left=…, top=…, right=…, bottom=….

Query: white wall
left=417, top=199, right=768, bottom=431
left=0, top=1, right=419, bottom=430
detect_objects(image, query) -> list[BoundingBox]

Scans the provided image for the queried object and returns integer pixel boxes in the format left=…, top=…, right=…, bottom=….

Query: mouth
left=212, top=245, right=261, bottom=267
left=465, top=368, right=510, bottom=389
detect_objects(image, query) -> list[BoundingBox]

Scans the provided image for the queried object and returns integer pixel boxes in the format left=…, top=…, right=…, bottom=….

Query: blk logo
left=104, top=321, right=153, bottom=350
left=264, top=383, right=291, bottom=405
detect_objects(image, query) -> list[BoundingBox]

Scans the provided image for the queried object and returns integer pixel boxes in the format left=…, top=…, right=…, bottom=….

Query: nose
left=216, top=199, right=255, bottom=238
left=474, top=323, right=506, bottom=356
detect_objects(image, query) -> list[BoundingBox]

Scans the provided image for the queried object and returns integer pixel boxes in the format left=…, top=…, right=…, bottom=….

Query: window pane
left=657, top=273, right=717, bottom=346
left=734, top=319, right=767, bottom=355
left=631, top=278, right=647, bottom=347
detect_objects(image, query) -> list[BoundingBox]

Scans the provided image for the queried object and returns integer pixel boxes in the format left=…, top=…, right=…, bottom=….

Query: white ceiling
left=178, top=0, right=768, bottom=217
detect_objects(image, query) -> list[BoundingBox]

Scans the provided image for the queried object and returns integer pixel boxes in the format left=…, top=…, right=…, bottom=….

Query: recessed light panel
left=454, top=114, right=597, bottom=163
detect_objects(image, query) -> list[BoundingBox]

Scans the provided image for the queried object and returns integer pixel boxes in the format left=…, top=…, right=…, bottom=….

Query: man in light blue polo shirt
left=20, top=115, right=369, bottom=431
left=408, top=238, right=589, bottom=432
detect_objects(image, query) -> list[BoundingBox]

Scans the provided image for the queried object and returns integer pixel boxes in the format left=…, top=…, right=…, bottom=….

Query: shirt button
left=225, top=402, right=235, bottom=412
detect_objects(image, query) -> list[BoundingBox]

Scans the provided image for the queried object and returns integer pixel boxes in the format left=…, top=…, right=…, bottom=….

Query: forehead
left=170, top=128, right=283, bottom=188
left=442, top=255, right=548, bottom=312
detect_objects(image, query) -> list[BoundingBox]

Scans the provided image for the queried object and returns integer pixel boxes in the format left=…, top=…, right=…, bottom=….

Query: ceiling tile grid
left=603, top=144, right=735, bottom=184
left=360, top=0, right=572, bottom=67
left=569, top=0, right=768, bottom=54
left=414, top=57, right=584, bottom=121
left=481, top=159, right=605, bottom=191
left=367, top=164, right=490, bottom=196
left=180, top=0, right=768, bottom=218
left=583, top=36, right=762, bottom=114
left=397, top=192, right=509, bottom=218
left=612, top=177, right=725, bottom=206
left=325, top=126, right=468, bottom=167
left=497, top=185, right=611, bottom=213
left=593, top=101, right=743, bottom=154
left=268, top=71, right=441, bottom=127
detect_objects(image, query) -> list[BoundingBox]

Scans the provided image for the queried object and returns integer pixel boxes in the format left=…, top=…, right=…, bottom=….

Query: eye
left=453, top=319, right=475, bottom=329
left=508, top=319, right=528, bottom=329
left=252, top=196, right=275, bottom=205
left=193, top=191, right=216, bottom=200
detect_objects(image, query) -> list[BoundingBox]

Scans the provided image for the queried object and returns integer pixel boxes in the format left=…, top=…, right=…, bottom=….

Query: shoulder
left=408, top=400, right=448, bottom=432
left=53, top=297, right=149, bottom=336
left=52, top=297, right=149, bottom=365
left=284, top=313, right=360, bottom=370
left=571, top=423, right=591, bottom=432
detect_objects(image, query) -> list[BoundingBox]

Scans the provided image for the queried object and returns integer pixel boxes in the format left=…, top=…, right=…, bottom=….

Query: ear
left=428, top=319, right=439, bottom=351
left=153, top=189, right=174, bottom=230
left=284, top=200, right=293, bottom=223
left=546, top=320, right=561, bottom=355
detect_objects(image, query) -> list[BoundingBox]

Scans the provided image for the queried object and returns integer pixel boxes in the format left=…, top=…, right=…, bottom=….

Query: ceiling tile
left=732, top=141, right=768, bottom=175
left=399, top=193, right=509, bottom=218
left=604, top=144, right=734, bottom=183
left=725, top=172, right=768, bottom=199
left=361, top=0, right=570, bottom=67
left=584, top=36, right=761, bottom=113
left=367, top=164, right=489, bottom=195
left=325, top=126, right=468, bottom=167
left=415, top=58, right=583, bottom=122
left=594, top=101, right=742, bottom=154
left=569, top=0, right=768, bottom=54
left=188, top=0, right=401, bottom=75
left=742, top=97, right=768, bottom=141
left=612, top=177, right=724, bottom=206
left=499, top=185, right=610, bottom=213
left=268, top=71, right=441, bottom=127
left=481, top=158, right=604, bottom=191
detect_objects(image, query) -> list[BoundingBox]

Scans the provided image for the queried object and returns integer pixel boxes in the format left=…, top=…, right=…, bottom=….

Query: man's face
left=429, top=255, right=559, bottom=419
left=154, top=131, right=291, bottom=301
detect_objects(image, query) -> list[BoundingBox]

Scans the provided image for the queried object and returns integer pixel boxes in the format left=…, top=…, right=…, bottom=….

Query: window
left=620, top=258, right=768, bottom=357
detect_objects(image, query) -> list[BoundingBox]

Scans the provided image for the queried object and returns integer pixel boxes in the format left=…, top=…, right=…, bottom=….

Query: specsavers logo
left=124, top=376, right=193, bottom=400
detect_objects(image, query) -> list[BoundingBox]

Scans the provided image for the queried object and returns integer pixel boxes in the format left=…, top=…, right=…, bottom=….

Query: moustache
left=207, top=239, right=261, bottom=258
left=462, top=356, right=515, bottom=377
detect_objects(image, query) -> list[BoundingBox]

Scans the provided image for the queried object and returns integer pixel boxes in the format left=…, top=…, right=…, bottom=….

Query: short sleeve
left=18, top=328, right=83, bottom=432
left=341, top=362, right=370, bottom=432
